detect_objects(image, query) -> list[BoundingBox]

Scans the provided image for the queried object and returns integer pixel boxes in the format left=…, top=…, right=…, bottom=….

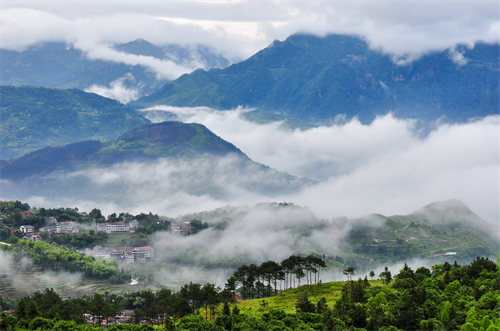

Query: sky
left=2, top=1, right=499, bottom=78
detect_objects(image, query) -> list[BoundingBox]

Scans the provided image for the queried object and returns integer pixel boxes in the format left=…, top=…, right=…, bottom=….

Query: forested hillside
left=0, top=86, right=149, bottom=159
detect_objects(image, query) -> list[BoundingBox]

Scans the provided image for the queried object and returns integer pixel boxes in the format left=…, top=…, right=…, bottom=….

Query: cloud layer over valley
left=9, top=107, right=497, bottom=230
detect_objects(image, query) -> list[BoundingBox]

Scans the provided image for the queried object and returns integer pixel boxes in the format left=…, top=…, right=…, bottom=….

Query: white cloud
left=85, top=73, right=141, bottom=103
left=141, top=107, right=499, bottom=225
left=1, top=2, right=498, bottom=68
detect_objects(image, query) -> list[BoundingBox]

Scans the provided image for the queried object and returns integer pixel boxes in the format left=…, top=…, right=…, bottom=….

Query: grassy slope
left=216, top=280, right=385, bottom=320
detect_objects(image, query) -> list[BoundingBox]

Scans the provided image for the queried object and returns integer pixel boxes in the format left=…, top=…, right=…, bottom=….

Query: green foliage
left=11, top=240, right=122, bottom=279
left=295, top=293, right=317, bottom=313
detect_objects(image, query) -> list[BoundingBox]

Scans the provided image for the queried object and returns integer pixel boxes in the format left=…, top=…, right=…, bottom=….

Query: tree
left=222, top=302, right=231, bottom=316
left=379, top=266, right=392, bottom=285
left=0, top=311, right=17, bottom=330
left=295, top=292, right=316, bottom=313
left=369, top=270, right=375, bottom=280
left=343, top=266, right=356, bottom=281
left=15, top=296, right=39, bottom=321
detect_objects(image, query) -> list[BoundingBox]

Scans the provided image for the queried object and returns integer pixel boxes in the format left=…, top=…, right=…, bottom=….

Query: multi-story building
left=97, top=221, right=136, bottom=233
left=92, top=246, right=110, bottom=259
left=20, top=225, right=34, bottom=234
left=132, top=246, right=154, bottom=259
left=57, top=221, right=78, bottom=233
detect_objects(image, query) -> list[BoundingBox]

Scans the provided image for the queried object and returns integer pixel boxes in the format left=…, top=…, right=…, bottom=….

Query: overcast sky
left=2, top=1, right=499, bottom=68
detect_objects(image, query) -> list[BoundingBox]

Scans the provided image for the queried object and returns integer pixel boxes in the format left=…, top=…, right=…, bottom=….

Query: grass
left=230, top=279, right=385, bottom=319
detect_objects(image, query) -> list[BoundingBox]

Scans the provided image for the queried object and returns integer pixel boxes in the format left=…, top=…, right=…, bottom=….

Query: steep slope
left=0, top=85, right=150, bottom=159
left=131, top=33, right=500, bottom=123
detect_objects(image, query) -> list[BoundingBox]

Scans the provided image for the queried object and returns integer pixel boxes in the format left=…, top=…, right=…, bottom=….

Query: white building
left=132, top=246, right=155, bottom=258
left=97, top=221, right=136, bottom=233
left=20, top=225, right=34, bottom=234
left=93, top=246, right=110, bottom=259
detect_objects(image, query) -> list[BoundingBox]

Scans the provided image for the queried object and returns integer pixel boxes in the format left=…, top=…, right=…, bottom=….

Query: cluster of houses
left=84, top=245, right=155, bottom=264
left=17, top=216, right=141, bottom=241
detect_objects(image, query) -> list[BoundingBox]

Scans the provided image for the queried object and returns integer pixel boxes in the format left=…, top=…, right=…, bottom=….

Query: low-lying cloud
left=142, top=107, right=499, bottom=225
left=0, top=249, right=83, bottom=295
left=85, top=73, right=142, bottom=104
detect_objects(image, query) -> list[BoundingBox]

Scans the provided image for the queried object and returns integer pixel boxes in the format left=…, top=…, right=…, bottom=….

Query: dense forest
left=0, top=256, right=498, bottom=330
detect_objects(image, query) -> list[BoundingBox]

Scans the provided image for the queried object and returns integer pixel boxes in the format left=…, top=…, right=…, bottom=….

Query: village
left=13, top=209, right=199, bottom=266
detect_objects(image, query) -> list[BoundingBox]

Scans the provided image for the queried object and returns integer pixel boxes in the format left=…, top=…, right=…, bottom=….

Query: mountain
left=0, top=40, right=230, bottom=97
left=0, top=85, right=149, bottom=159
left=0, top=121, right=245, bottom=180
left=130, top=33, right=500, bottom=123
left=0, top=121, right=311, bottom=201
left=346, top=200, right=499, bottom=263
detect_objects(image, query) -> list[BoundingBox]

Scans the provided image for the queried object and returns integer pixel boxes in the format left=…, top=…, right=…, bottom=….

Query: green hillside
left=130, top=33, right=500, bottom=123
left=0, top=85, right=150, bottom=159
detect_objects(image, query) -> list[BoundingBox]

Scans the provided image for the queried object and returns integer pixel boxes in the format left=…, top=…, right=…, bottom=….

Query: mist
left=8, top=108, right=497, bottom=228
left=141, top=107, right=499, bottom=225
left=85, top=73, right=142, bottom=103
left=0, top=249, right=83, bottom=296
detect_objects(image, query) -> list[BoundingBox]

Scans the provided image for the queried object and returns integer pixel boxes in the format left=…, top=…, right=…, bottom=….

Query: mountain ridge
left=130, top=33, right=500, bottom=123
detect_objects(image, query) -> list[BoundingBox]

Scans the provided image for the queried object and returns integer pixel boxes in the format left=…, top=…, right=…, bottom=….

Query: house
left=21, top=210, right=35, bottom=219
left=171, top=224, right=181, bottom=234
left=109, top=247, right=133, bottom=261
left=32, top=235, right=42, bottom=242
left=134, top=252, right=146, bottom=264
left=46, top=217, right=57, bottom=225
left=20, top=225, right=34, bottom=234
left=129, top=220, right=139, bottom=232
left=39, top=225, right=57, bottom=233
left=132, top=246, right=154, bottom=258
left=92, top=246, right=110, bottom=259
left=181, top=222, right=192, bottom=233
left=57, top=221, right=76, bottom=233
left=97, top=221, right=132, bottom=233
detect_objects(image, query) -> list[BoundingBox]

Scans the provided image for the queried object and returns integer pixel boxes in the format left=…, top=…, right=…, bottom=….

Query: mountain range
left=0, top=39, right=229, bottom=97
left=129, top=34, right=499, bottom=123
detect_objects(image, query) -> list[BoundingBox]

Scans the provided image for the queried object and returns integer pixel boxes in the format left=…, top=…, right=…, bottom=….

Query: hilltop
left=0, top=121, right=246, bottom=181
left=130, top=33, right=500, bottom=123
left=0, top=85, right=149, bottom=159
